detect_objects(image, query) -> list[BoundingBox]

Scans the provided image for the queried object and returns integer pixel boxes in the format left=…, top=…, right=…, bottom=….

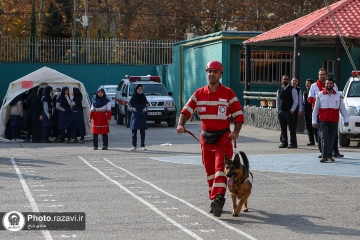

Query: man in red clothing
left=176, top=60, right=244, bottom=217
left=308, top=68, right=338, bottom=107
left=308, top=68, right=343, bottom=158
left=312, top=79, right=348, bottom=163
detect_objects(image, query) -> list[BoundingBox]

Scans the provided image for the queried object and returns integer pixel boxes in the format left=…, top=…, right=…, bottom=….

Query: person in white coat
left=312, top=78, right=349, bottom=163
left=308, top=68, right=343, bottom=158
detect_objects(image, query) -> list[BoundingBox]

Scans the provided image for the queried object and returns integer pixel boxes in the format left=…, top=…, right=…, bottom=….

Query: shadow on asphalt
left=222, top=209, right=360, bottom=238
left=0, top=157, right=63, bottom=181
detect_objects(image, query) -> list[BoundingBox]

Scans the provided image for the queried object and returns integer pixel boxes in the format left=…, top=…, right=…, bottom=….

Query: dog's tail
left=239, top=151, right=250, bottom=171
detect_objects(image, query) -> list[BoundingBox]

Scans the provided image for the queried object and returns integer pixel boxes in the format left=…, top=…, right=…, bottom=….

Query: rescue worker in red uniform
left=308, top=68, right=343, bottom=158
left=176, top=60, right=244, bottom=217
left=312, top=78, right=348, bottom=163
left=89, top=88, right=112, bottom=150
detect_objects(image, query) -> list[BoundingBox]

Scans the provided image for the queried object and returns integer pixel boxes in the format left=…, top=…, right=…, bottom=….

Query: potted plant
left=268, top=99, right=276, bottom=107
left=260, top=99, right=268, bottom=107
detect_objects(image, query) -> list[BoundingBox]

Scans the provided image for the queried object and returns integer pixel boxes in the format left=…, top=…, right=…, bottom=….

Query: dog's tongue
left=228, top=176, right=234, bottom=186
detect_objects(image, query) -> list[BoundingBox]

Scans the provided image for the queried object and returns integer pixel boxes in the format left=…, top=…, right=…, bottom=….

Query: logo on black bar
left=2, top=211, right=26, bottom=231
left=1, top=212, right=85, bottom=231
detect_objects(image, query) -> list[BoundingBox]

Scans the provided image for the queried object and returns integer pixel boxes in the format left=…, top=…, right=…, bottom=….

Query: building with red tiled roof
left=242, top=0, right=360, bottom=101
left=244, top=0, right=360, bottom=44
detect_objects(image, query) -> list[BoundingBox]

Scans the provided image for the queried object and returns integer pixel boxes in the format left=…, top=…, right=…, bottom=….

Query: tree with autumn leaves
left=0, top=0, right=338, bottom=40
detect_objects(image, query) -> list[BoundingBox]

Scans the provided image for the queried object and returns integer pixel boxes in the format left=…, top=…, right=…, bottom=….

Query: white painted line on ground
left=10, top=157, right=53, bottom=240
left=103, top=157, right=257, bottom=240
left=78, top=156, right=203, bottom=240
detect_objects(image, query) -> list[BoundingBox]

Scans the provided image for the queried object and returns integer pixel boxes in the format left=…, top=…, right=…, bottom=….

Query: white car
left=114, top=75, right=176, bottom=127
left=339, top=71, right=360, bottom=146
left=94, top=85, right=117, bottom=112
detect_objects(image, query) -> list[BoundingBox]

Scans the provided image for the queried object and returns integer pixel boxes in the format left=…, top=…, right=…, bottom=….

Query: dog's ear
left=224, top=154, right=231, bottom=162
left=233, top=153, right=241, bottom=168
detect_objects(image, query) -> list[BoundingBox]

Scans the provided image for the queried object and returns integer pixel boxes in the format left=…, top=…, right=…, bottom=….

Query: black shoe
left=211, top=194, right=226, bottom=217
left=328, top=157, right=336, bottom=162
left=93, top=147, right=98, bottom=150
left=279, top=144, right=288, bottom=148
left=209, top=206, right=214, bottom=213
left=24, top=138, right=30, bottom=142
left=42, top=139, right=51, bottom=143
left=57, top=140, right=64, bottom=143
left=320, top=158, right=330, bottom=163
left=318, top=154, right=322, bottom=158
left=287, top=145, right=297, bottom=148
left=333, top=153, right=344, bottom=158
left=307, top=142, right=315, bottom=146
left=102, top=146, right=108, bottom=150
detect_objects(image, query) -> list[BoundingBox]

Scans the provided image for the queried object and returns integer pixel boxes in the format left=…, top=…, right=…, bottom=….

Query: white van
left=339, top=71, right=360, bottom=146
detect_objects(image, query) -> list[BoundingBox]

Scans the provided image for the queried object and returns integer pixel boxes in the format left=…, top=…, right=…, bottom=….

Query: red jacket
left=181, top=83, right=244, bottom=132
left=308, top=80, right=338, bottom=109
left=312, top=90, right=348, bottom=124
left=89, top=102, right=112, bottom=134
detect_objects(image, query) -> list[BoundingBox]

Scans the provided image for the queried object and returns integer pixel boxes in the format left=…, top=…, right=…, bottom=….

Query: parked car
left=338, top=71, right=360, bottom=146
left=92, top=85, right=117, bottom=112
left=114, top=75, right=176, bottom=127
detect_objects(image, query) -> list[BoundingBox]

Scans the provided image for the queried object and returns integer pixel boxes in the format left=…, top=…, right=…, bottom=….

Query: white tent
left=0, top=66, right=92, bottom=140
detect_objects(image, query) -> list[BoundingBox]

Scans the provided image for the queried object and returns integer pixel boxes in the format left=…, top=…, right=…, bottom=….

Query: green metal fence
left=0, top=37, right=174, bottom=65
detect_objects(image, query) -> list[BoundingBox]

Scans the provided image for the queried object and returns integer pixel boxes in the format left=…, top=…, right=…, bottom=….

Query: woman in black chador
left=129, top=84, right=149, bottom=151
left=41, top=86, right=53, bottom=143
left=51, top=88, right=61, bottom=142
left=31, top=87, right=44, bottom=143
left=56, top=86, right=71, bottom=143
left=24, top=86, right=39, bottom=142
left=68, top=87, right=85, bottom=143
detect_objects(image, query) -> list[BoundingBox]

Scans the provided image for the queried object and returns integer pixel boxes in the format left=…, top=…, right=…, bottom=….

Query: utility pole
left=74, top=0, right=89, bottom=63
left=84, top=0, right=90, bottom=63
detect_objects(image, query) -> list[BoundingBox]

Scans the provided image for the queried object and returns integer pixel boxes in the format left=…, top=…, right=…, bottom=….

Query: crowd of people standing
left=7, top=85, right=86, bottom=144
left=276, top=68, right=349, bottom=163
left=7, top=85, right=147, bottom=151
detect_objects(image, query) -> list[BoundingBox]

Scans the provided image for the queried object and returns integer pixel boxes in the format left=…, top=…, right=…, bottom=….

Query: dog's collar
left=237, top=167, right=249, bottom=184
left=237, top=176, right=247, bottom=184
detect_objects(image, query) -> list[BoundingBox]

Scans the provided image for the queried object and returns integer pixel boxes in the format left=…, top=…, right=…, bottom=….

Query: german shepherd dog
left=224, top=151, right=253, bottom=217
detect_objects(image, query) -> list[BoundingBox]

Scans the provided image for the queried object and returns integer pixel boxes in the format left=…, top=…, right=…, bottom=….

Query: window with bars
left=323, top=60, right=334, bottom=75
left=240, top=50, right=293, bottom=83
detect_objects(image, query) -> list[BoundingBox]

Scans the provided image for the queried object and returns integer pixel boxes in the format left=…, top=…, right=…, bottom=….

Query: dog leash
left=184, top=128, right=215, bottom=152
left=233, top=140, right=237, bottom=157
left=184, top=129, right=214, bottom=151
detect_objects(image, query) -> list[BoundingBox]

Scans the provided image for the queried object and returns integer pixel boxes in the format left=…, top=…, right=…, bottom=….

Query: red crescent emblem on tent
left=21, top=81, right=33, bottom=88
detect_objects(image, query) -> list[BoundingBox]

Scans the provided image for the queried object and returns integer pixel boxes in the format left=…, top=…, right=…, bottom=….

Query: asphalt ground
left=0, top=118, right=360, bottom=240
